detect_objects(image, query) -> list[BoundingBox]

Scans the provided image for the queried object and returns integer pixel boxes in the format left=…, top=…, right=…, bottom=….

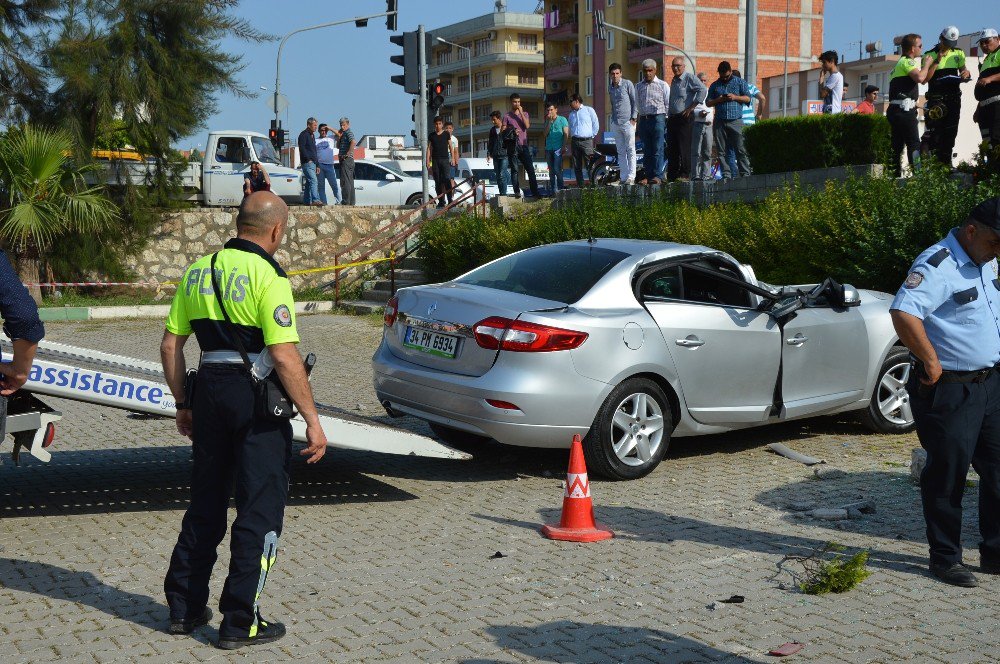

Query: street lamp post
left=273, top=10, right=398, bottom=125
left=437, top=37, right=473, bottom=157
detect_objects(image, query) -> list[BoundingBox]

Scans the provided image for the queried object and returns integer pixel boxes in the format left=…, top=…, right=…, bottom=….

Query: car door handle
left=785, top=335, right=808, bottom=346
left=675, top=337, right=705, bottom=347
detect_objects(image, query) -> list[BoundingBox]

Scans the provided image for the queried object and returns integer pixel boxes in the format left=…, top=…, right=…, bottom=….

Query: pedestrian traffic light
left=429, top=81, right=446, bottom=114
left=386, top=0, right=397, bottom=31
left=389, top=30, right=419, bottom=94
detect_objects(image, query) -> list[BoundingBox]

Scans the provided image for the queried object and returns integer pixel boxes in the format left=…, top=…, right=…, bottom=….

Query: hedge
left=420, top=165, right=1000, bottom=294
left=743, top=114, right=891, bottom=175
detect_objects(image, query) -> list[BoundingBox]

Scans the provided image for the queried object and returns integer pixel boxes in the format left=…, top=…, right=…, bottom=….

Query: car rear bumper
left=372, top=341, right=605, bottom=448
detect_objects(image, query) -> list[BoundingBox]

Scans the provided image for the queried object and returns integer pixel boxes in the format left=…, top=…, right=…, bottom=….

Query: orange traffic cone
left=541, top=435, right=614, bottom=542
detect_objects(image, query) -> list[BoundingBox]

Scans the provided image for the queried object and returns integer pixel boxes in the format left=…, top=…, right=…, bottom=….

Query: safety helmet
left=940, top=26, right=959, bottom=48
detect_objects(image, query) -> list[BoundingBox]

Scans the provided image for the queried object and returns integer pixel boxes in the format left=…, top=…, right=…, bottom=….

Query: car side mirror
left=838, top=284, right=861, bottom=307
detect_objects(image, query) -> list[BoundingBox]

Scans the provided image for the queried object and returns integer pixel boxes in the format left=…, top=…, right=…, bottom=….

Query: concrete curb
left=39, top=300, right=342, bottom=322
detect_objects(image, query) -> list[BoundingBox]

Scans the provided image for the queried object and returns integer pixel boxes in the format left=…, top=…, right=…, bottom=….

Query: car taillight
left=43, top=422, right=55, bottom=448
left=384, top=295, right=399, bottom=327
left=472, top=316, right=588, bottom=352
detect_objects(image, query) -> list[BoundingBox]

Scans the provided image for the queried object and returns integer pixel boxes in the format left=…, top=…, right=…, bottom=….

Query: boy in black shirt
left=425, top=117, right=453, bottom=208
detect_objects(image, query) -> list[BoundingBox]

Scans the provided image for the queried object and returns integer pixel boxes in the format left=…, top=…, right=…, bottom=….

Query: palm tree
left=0, top=124, right=119, bottom=301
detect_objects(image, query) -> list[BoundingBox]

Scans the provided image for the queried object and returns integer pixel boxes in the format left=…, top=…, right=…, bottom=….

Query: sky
left=184, top=0, right=990, bottom=150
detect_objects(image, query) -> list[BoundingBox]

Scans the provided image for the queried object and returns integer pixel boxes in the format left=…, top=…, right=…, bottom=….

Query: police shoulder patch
left=273, top=304, right=292, bottom=327
left=904, top=272, right=924, bottom=289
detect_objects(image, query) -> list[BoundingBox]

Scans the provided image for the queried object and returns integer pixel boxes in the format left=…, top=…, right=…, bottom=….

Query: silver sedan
left=372, top=239, right=913, bottom=480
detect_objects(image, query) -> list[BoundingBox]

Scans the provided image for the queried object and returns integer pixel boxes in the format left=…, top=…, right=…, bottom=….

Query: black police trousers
left=164, top=363, right=292, bottom=638
left=908, top=369, right=1000, bottom=566
left=926, top=94, right=961, bottom=166
left=887, top=106, right=920, bottom=178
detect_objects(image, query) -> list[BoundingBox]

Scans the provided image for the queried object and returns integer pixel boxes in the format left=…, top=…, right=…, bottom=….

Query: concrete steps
left=342, top=254, right=430, bottom=313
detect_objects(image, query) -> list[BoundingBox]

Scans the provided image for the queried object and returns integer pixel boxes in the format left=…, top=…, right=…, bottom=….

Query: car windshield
left=380, top=161, right=406, bottom=176
left=456, top=244, right=629, bottom=304
left=470, top=168, right=496, bottom=184
left=251, top=136, right=281, bottom=165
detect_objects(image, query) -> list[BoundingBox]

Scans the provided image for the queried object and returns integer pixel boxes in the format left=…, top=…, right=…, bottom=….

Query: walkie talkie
left=303, top=353, right=317, bottom=379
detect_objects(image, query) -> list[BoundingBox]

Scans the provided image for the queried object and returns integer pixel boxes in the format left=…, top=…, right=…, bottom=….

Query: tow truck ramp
left=2, top=339, right=469, bottom=463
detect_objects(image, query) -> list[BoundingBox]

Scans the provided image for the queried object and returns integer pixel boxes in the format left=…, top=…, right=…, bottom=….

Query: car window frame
left=636, top=255, right=773, bottom=309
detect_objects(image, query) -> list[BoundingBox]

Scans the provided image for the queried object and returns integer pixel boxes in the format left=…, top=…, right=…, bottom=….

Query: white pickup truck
left=102, top=130, right=304, bottom=207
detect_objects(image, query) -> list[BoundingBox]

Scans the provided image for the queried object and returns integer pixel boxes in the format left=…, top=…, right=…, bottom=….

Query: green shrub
left=744, top=114, right=891, bottom=175
left=421, top=166, right=1000, bottom=293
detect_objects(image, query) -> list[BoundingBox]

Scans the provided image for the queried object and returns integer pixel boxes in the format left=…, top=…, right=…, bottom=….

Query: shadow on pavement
left=474, top=506, right=926, bottom=577
left=0, top=558, right=163, bottom=631
left=466, top=620, right=757, bottom=663
left=0, top=446, right=417, bottom=518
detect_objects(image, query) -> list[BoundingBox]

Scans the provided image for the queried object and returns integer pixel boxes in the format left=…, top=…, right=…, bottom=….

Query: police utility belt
left=979, top=95, right=1000, bottom=108
left=913, top=357, right=997, bottom=384
left=889, top=98, right=917, bottom=111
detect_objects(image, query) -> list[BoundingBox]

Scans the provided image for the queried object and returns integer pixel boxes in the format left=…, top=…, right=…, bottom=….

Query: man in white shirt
left=690, top=72, right=715, bottom=181
left=819, top=51, right=844, bottom=114
left=608, top=62, right=638, bottom=185
left=315, top=124, right=341, bottom=204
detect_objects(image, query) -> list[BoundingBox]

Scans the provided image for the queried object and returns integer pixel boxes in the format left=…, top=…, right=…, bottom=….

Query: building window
left=436, top=50, right=453, bottom=66
left=476, top=139, right=488, bottom=156
left=518, top=33, right=537, bottom=51
left=586, top=76, right=593, bottom=97
left=608, top=32, right=615, bottom=50
left=586, top=35, right=592, bottom=55
left=458, top=108, right=470, bottom=123
left=518, top=67, right=538, bottom=85
left=523, top=101, right=539, bottom=118
left=474, top=71, right=492, bottom=90
left=475, top=104, right=491, bottom=124
left=457, top=76, right=469, bottom=93
left=586, top=0, right=592, bottom=12
left=475, top=37, right=492, bottom=57
left=607, top=0, right=615, bottom=5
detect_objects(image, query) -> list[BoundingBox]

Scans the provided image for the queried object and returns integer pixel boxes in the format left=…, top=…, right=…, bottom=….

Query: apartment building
left=543, top=0, right=823, bottom=128
left=427, top=8, right=544, bottom=157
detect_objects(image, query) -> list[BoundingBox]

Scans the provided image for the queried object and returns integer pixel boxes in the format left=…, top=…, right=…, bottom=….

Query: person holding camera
left=706, top=60, right=752, bottom=180
left=160, top=190, right=326, bottom=650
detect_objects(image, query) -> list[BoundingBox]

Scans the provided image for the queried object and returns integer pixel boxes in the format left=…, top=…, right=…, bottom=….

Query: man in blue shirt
left=667, top=56, right=706, bottom=182
left=567, top=93, right=599, bottom=187
left=891, top=197, right=1000, bottom=587
left=0, top=251, right=44, bottom=396
left=296, top=118, right=321, bottom=206
left=706, top=61, right=752, bottom=180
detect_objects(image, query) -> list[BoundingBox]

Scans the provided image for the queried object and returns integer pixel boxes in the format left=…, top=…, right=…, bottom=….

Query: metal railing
left=322, top=177, right=488, bottom=305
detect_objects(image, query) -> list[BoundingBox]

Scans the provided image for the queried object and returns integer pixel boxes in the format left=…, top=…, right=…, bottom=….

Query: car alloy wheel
left=860, top=347, right=916, bottom=434
left=584, top=377, right=672, bottom=480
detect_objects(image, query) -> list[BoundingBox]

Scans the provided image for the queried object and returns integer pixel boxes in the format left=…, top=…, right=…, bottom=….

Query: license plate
left=403, top=326, right=459, bottom=358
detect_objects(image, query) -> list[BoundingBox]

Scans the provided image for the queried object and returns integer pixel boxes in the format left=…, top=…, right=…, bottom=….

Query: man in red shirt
left=856, top=85, right=879, bottom=115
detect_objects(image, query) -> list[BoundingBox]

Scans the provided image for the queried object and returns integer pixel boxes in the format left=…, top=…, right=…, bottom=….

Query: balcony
left=544, top=57, right=579, bottom=81
left=544, top=18, right=578, bottom=42
left=627, top=39, right=662, bottom=64
left=627, top=0, right=663, bottom=20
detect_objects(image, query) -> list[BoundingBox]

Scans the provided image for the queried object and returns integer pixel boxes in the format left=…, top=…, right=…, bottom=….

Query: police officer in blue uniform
left=890, top=197, right=1000, bottom=587
left=0, top=250, right=44, bottom=395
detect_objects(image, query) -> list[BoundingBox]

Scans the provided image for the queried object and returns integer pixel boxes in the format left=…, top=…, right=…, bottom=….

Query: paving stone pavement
left=1, top=314, right=999, bottom=663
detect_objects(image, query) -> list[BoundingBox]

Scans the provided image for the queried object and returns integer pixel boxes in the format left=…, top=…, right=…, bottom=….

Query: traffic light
left=386, top=0, right=397, bottom=31
left=389, top=30, right=419, bottom=94
left=429, top=81, right=445, bottom=114
left=277, top=128, right=287, bottom=149
left=268, top=120, right=279, bottom=149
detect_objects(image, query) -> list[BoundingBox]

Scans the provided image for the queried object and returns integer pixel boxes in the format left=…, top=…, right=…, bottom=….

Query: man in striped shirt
left=635, top=58, right=670, bottom=184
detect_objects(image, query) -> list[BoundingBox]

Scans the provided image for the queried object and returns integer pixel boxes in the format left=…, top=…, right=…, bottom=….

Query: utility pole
left=744, top=0, right=758, bottom=87
left=782, top=0, right=788, bottom=117
left=418, top=25, right=429, bottom=202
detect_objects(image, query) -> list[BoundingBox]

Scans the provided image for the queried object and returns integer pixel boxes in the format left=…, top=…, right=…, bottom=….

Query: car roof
left=553, top=238, right=723, bottom=265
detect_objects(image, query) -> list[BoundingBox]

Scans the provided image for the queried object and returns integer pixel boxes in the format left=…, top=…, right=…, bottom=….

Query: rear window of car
left=455, top=244, right=629, bottom=303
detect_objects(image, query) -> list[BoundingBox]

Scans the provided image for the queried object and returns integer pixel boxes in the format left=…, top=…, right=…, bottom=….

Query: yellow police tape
left=161, top=251, right=396, bottom=286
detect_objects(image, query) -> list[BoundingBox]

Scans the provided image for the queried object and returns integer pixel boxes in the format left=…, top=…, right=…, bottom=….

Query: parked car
left=333, top=159, right=427, bottom=206
left=372, top=239, right=913, bottom=480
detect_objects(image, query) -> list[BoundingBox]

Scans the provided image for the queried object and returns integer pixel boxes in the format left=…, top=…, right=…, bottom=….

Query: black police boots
left=929, top=562, right=978, bottom=587
left=216, top=614, right=287, bottom=650
left=168, top=607, right=212, bottom=635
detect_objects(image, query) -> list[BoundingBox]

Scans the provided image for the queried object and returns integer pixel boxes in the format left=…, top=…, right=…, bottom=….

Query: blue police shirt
left=890, top=228, right=1000, bottom=371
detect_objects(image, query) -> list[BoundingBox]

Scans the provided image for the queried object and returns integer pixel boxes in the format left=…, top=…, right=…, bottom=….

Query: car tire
left=405, top=193, right=426, bottom=207
left=583, top=377, right=672, bottom=480
left=860, top=347, right=916, bottom=434
left=429, top=422, right=492, bottom=450
left=590, top=162, right=618, bottom=186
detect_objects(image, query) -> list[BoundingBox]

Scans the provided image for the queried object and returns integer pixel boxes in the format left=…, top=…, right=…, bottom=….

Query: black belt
left=639, top=113, right=664, bottom=119
left=938, top=367, right=995, bottom=383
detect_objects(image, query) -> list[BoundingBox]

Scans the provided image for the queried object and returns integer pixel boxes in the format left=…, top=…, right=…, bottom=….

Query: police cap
left=970, top=197, right=1000, bottom=231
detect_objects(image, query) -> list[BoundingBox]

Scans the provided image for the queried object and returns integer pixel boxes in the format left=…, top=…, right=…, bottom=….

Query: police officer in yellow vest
left=924, top=26, right=971, bottom=166
left=887, top=33, right=934, bottom=177
left=160, top=191, right=327, bottom=649
left=975, top=28, right=1000, bottom=150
